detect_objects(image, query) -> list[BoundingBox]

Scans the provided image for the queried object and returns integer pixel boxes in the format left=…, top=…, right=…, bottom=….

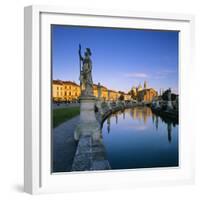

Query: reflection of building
left=52, top=80, right=80, bottom=101
left=129, top=106, right=153, bottom=124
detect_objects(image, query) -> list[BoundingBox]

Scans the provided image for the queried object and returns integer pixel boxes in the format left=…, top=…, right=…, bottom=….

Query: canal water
left=102, top=106, right=179, bottom=170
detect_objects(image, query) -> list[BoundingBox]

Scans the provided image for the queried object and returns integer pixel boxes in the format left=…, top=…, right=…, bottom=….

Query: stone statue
left=166, top=88, right=173, bottom=110
left=75, top=45, right=101, bottom=141
left=79, top=45, right=93, bottom=96
left=167, top=88, right=172, bottom=101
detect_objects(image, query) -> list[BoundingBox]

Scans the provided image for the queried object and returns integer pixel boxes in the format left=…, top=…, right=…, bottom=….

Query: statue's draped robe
left=81, top=56, right=93, bottom=96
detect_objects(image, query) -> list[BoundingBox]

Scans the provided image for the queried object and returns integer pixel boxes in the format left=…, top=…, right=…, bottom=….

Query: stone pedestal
left=74, top=96, right=101, bottom=141
left=96, top=100, right=103, bottom=115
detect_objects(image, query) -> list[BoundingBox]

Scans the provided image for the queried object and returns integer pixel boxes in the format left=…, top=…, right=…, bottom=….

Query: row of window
left=56, top=92, right=78, bottom=96
left=56, top=86, right=79, bottom=90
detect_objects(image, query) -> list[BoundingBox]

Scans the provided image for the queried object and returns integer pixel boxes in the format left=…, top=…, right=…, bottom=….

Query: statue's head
left=86, top=48, right=92, bottom=56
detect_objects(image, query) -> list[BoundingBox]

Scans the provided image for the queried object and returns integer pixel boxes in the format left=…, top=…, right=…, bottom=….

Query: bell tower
left=144, top=80, right=147, bottom=89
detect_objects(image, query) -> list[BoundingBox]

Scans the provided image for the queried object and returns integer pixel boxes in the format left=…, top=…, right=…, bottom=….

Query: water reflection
left=102, top=106, right=179, bottom=170
left=107, top=116, right=110, bottom=134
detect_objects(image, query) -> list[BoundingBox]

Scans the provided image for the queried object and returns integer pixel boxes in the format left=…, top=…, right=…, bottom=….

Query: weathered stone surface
left=76, top=136, right=92, bottom=154
left=72, top=135, right=111, bottom=171
left=74, top=96, right=101, bottom=141
left=91, top=160, right=111, bottom=170
left=72, top=136, right=92, bottom=171
left=72, top=153, right=92, bottom=171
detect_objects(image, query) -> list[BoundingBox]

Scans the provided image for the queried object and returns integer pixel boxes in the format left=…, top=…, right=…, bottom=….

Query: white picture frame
left=24, top=5, right=195, bottom=194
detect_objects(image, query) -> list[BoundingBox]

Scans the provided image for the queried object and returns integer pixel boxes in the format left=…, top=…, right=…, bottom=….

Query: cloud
left=155, top=70, right=177, bottom=76
left=153, top=69, right=178, bottom=80
left=124, top=72, right=149, bottom=78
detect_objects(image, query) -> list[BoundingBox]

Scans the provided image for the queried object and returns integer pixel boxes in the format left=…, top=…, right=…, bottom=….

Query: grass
left=53, top=107, right=80, bottom=128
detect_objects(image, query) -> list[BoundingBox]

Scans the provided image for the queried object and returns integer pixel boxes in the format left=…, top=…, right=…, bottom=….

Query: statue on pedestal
left=79, top=45, right=93, bottom=97
left=167, top=88, right=172, bottom=101
left=75, top=45, right=101, bottom=141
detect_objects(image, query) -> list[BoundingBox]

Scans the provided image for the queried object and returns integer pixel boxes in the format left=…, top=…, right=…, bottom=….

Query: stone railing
left=71, top=100, right=138, bottom=171
left=97, top=100, right=138, bottom=124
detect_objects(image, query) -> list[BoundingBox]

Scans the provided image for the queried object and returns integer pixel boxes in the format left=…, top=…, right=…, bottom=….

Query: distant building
left=124, top=93, right=132, bottom=101
left=52, top=80, right=157, bottom=103
left=53, top=80, right=121, bottom=102
left=101, top=85, right=109, bottom=100
left=108, top=89, right=119, bottom=101
left=93, top=84, right=117, bottom=101
left=130, top=81, right=157, bottom=102
left=52, top=80, right=64, bottom=101
left=52, top=80, right=80, bottom=102
left=137, top=88, right=157, bottom=102
left=137, top=83, right=143, bottom=92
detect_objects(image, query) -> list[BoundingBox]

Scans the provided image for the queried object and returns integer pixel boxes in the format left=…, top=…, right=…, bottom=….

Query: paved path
left=53, top=115, right=80, bottom=172
left=53, top=103, right=80, bottom=110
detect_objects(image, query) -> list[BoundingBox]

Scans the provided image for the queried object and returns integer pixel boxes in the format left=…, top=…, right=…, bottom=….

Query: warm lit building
left=117, top=91, right=131, bottom=101
left=93, top=84, right=109, bottom=100
left=52, top=80, right=80, bottom=102
left=62, top=81, right=81, bottom=101
left=108, top=90, right=119, bottom=101
left=129, top=81, right=157, bottom=102
left=124, top=93, right=132, bottom=101
left=93, top=84, right=98, bottom=97
left=52, top=79, right=157, bottom=103
left=137, top=88, right=157, bottom=102
left=52, top=80, right=64, bottom=101
left=101, top=85, right=109, bottom=100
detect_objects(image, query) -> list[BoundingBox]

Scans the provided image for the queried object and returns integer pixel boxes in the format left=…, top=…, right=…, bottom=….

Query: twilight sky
left=52, top=25, right=178, bottom=94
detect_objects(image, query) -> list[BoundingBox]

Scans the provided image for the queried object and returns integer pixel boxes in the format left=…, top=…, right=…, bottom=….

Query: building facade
left=137, top=88, right=158, bottom=102
left=130, top=81, right=158, bottom=102
left=52, top=80, right=157, bottom=102
left=52, top=80, right=81, bottom=102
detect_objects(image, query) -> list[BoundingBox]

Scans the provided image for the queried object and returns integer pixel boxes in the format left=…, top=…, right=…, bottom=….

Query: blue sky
left=52, top=25, right=178, bottom=94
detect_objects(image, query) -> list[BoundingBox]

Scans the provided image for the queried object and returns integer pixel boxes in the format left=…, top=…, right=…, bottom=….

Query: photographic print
left=51, top=25, right=179, bottom=173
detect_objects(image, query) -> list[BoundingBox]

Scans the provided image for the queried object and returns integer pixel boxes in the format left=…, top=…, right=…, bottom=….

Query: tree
left=119, top=94, right=124, bottom=101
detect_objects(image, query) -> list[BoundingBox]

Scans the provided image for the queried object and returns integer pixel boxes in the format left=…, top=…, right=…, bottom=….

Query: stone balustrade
left=71, top=100, right=138, bottom=171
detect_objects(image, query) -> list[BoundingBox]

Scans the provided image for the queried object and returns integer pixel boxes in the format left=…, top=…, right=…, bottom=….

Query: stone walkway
left=52, top=115, right=80, bottom=172
left=53, top=102, right=80, bottom=109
